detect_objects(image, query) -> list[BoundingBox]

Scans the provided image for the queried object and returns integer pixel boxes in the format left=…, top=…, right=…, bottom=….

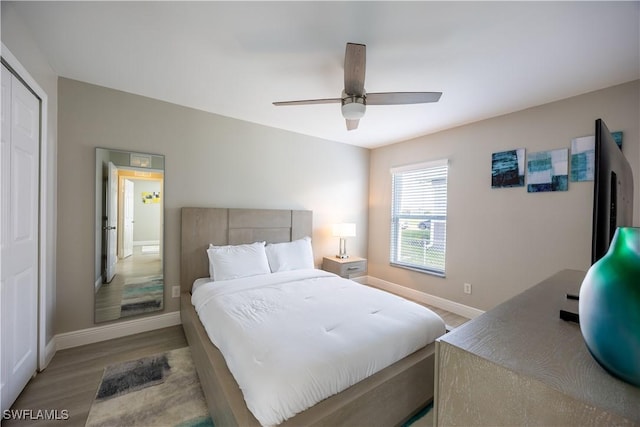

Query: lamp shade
left=332, top=223, right=356, bottom=238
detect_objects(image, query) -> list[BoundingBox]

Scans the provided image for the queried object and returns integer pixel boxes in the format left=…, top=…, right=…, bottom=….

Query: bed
left=180, top=207, right=445, bottom=426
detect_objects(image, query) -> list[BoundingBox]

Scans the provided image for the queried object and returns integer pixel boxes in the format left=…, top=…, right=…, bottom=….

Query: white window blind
left=390, top=159, right=448, bottom=276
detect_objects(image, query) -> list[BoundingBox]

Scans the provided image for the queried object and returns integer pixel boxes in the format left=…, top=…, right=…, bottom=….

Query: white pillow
left=208, top=244, right=216, bottom=279
left=265, top=237, right=314, bottom=272
left=207, top=241, right=270, bottom=281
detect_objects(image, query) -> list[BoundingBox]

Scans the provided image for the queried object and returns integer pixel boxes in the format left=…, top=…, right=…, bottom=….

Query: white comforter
left=191, top=269, right=445, bottom=426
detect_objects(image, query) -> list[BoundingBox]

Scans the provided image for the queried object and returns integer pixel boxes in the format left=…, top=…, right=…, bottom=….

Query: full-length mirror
left=95, top=148, right=164, bottom=323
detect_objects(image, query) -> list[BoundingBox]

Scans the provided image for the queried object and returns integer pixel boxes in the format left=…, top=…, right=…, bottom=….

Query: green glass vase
left=579, top=227, right=640, bottom=387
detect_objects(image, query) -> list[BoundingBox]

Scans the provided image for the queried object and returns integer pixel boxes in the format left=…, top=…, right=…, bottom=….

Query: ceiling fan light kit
left=273, top=42, right=442, bottom=131
left=341, top=95, right=366, bottom=120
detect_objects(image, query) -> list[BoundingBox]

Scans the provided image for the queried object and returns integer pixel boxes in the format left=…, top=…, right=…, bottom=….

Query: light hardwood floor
left=5, top=326, right=186, bottom=427
left=6, top=308, right=468, bottom=426
left=417, top=303, right=468, bottom=330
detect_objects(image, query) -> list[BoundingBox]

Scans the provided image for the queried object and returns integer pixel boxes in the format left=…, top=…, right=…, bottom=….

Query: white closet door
left=123, top=178, right=134, bottom=258
left=0, top=64, right=40, bottom=412
left=105, top=162, right=118, bottom=282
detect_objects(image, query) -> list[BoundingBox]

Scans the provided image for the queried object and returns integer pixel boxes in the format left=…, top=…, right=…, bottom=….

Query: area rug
left=86, top=347, right=212, bottom=427
left=87, top=347, right=434, bottom=427
left=120, top=275, right=164, bottom=317
left=403, top=402, right=434, bottom=427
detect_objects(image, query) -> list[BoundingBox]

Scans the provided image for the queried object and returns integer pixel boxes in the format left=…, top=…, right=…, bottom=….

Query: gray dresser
left=435, top=269, right=640, bottom=426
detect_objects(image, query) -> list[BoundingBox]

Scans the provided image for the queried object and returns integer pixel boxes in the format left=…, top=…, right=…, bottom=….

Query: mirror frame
left=94, top=148, right=165, bottom=323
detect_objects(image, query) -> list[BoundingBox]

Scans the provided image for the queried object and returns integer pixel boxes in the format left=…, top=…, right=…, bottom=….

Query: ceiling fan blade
left=273, top=98, right=342, bottom=106
left=344, top=43, right=366, bottom=96
left=346, top=119, right=359, bottom=131
left=365, top=92, right=442, bottom=105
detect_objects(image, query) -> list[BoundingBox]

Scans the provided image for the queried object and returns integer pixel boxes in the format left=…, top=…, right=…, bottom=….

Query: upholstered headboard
left=180, top=207, right=312, bottom=291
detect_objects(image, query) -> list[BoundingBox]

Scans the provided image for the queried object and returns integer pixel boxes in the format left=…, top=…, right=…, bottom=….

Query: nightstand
left=322, top=256, right=367, bottom=279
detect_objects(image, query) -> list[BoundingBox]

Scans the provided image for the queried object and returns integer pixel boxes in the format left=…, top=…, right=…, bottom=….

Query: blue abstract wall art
left=491, top=148, right=525, bottom=188
left=527, top=148, right=568, bottom=193
left=570, top=135, right=595, bottom=182
left=612, top=131, right=623, bottom=149
left=570, top=132, right=622, bottom=182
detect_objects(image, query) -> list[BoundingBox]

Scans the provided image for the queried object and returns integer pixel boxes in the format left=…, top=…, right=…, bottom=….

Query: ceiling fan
left=273, top=43, right=442, bottom=131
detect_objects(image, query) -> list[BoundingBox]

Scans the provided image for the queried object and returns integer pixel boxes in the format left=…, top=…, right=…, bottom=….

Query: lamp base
left=336, top=237, right=350, bottom=260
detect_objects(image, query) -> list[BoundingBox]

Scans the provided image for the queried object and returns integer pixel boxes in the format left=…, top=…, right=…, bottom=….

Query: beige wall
left=2, top=2, right=59, bottom=344
left=5, top=0, right=638, bottom=334
left=368, top=80, right=639, bottom=311
left=57, top=78, right=370, bottom=334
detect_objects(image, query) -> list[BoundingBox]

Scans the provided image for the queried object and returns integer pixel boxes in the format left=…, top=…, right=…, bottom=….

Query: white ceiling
left=9, top=1, right=640, bottom=148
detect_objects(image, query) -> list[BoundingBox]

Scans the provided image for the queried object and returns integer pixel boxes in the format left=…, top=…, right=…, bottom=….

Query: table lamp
left=332, top=223, right=356, bottom=259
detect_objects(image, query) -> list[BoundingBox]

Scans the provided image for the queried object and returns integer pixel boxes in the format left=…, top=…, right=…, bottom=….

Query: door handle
left=103, top=226, right=116, bottom=230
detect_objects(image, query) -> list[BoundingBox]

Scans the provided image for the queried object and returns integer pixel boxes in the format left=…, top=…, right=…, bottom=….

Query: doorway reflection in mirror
left=94, top=148, right=164, bottom=323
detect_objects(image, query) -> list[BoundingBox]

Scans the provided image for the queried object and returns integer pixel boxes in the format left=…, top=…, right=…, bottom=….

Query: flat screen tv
left=591, top=118, right=634, bottom=264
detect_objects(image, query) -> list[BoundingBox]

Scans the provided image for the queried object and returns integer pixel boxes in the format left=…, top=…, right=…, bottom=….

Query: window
left=390, top=159, right=448, bottom=276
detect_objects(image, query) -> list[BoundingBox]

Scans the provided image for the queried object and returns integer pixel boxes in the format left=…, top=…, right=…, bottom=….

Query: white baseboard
left=55, top=311, right=181, bottom=350
left=134, top=240, right=160, bottom=247
left=364, top=275, right=485, bottom=320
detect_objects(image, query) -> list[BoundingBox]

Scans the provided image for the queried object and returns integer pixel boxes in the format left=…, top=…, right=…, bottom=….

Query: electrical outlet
left=464, top=283, right=472, bottom=295
left=172, top=286, right=181, bottom=298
